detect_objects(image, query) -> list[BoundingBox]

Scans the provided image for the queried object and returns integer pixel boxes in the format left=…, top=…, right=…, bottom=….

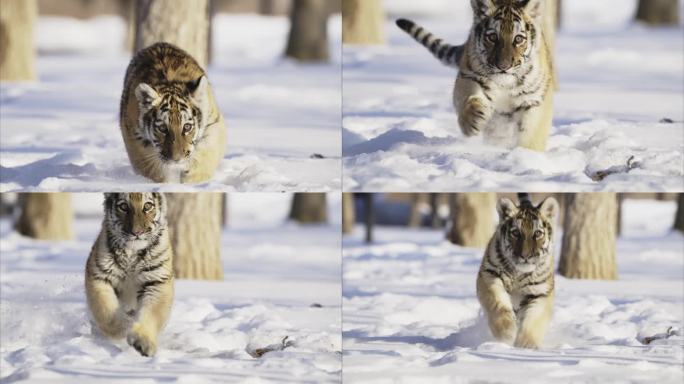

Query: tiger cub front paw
left=514, top=333, right=540, bottom=349
left=489, top=310, right=517, bottom=344
left=127, top=327, right=157, bottom=357
left=459, top=96, right=491, bottom=136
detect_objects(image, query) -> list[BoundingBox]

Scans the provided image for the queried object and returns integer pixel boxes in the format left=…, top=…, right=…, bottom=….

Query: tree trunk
left=559, top=193, right=618, bottom=280
left=408, top=194, right=424, bottom=227
left=289, top=193, right=327, bottom=223
left=342, top=0, right=385, bottom=45
left=364, top=193, right=374, bottom=243
left=429, top=193, right=441, bottom=228
left=285, top=0, right=330, bottom=62
left=636, top=0, right=680, bottom=25
left=221, top=193, right=228, bottom=227
left=166, top=193, right=223, bottom=280
left=0, top=0, right=37, bottom=81
left=134, top=0, right=211, bottom=67
left=447, top=193, right=495, bottom=248
left=675, top=194, right=684, bottom=232
left=342, top=193, right=355, bottom=234
left=15, top=193, right=74, bottom=240
left=616, top=193, right=624, bottom=236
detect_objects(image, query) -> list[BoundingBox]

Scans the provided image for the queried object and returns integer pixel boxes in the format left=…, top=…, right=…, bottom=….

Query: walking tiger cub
left=476, top=193, right=559, bottom=348
left=397, top=0, right=554, bottom=151
left=120, top=42, right=226, bottom=183
left=85, top=193, right=174, bottom=357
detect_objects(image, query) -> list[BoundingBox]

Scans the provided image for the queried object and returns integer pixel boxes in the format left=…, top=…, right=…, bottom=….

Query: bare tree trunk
left=289, top=193, right=327, bottom=223
left=447, top=193, right=495, bottom=248
left=559, top=193, right=618, bottom=280
left=636, top=0, right=680, bottom=25
left=15, top=193, right=74, bottom=240
left=342, top=0, right=385, bottom=45
left=0, top=0, right=37, bottom=81
left=675, top=194, right=684, bottom=233
left=364, top=193, right=374, bottom=243
left=134, top=0, right=212, bottom=67
left=616, top=193, right=624, bottom=236
left=119, top=0, right=135, bottom=52
left=342, top=193, right=355, bottom=234
left=221, top=193, right=228, bottom=228
left=0, top=194, right=14, bottom=217
left=260, top=0, right=277, bottom=15
left=429, top=193, right=441, bottom=228
left=166, top=193, right=223, bottom=280
left=408, top=194, right=423, bottom=227
left=285, top=0, right=330, bottom=62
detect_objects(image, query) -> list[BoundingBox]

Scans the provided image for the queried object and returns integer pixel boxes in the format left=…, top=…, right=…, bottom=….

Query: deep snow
left=0, top=15, right=342, bottom=192
left=342, top=1, right=684, bottom=191
left=0, top=193, right=342, bottom=383
left=342, top=198, right=684, bottom=383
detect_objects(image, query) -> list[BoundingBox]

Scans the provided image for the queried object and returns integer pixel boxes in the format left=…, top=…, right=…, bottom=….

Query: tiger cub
left=397, top=0, right=554, bottom=151
left=476, top=193, right=559, bottom=348
left=120, top=42, right=226, bottom=183
left=85, top=192, right=174, bottom=357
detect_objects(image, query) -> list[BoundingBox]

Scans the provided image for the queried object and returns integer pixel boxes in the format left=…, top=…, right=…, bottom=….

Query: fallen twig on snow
left=639, top=326, right=681, bottom=345
left=588, top=155, right=641, bottom=182
left=247, top=336, right=296, bottom=358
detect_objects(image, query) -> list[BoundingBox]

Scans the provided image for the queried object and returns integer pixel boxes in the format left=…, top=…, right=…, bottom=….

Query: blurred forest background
left=1, top=192, right=335, bottom=280
left=1, top=0, right=342, bottom=81
left=342, top=192, right=684, bottom=280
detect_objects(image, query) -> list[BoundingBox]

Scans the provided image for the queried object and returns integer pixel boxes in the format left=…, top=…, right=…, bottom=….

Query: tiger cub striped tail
left=396, top=18, right=464, bottom=68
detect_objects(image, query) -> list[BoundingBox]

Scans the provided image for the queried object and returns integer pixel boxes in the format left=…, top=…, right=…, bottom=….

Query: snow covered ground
left=0, top=193, right=342, bottom=383
left=343, top=0, right=684, bottom=191
left=342, top=198, right=684, bottom=383
left=0, top=15, right=342, bottom=192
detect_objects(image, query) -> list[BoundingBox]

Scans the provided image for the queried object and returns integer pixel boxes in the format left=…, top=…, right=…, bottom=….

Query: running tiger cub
left=476, top=193, right=559, bottom=348
left=85, top=192, right=174, bottom=357
left=120, top=42, right=226, bottom=183
left=396, top=0, right=554, bottom=151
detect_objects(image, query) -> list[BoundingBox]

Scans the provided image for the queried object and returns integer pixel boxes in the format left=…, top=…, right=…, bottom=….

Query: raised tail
left=396, top=18, right=463, bottom=68
left=517, top=193, right=533, bottom=208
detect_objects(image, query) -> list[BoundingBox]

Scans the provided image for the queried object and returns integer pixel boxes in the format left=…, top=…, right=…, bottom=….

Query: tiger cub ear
left=497, top=197, right=518, bottom=221
left=538, top=197, right=559, bottom=222
left=134, top=83, right=161, bottom=112
left=519, top=0, right=544, bottom=21
left=187, top=75, right=209, bottom=110
left=470, top=0, right=494, bottom=20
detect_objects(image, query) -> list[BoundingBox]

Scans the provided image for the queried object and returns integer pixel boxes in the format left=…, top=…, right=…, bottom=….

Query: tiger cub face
left=104, top=193, right=166, bottom=250
left=134, top=77, right=209, bottom=166
left=496, top=196, right=559, bottom=273
left=470, top=0, right=543, bottom=74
